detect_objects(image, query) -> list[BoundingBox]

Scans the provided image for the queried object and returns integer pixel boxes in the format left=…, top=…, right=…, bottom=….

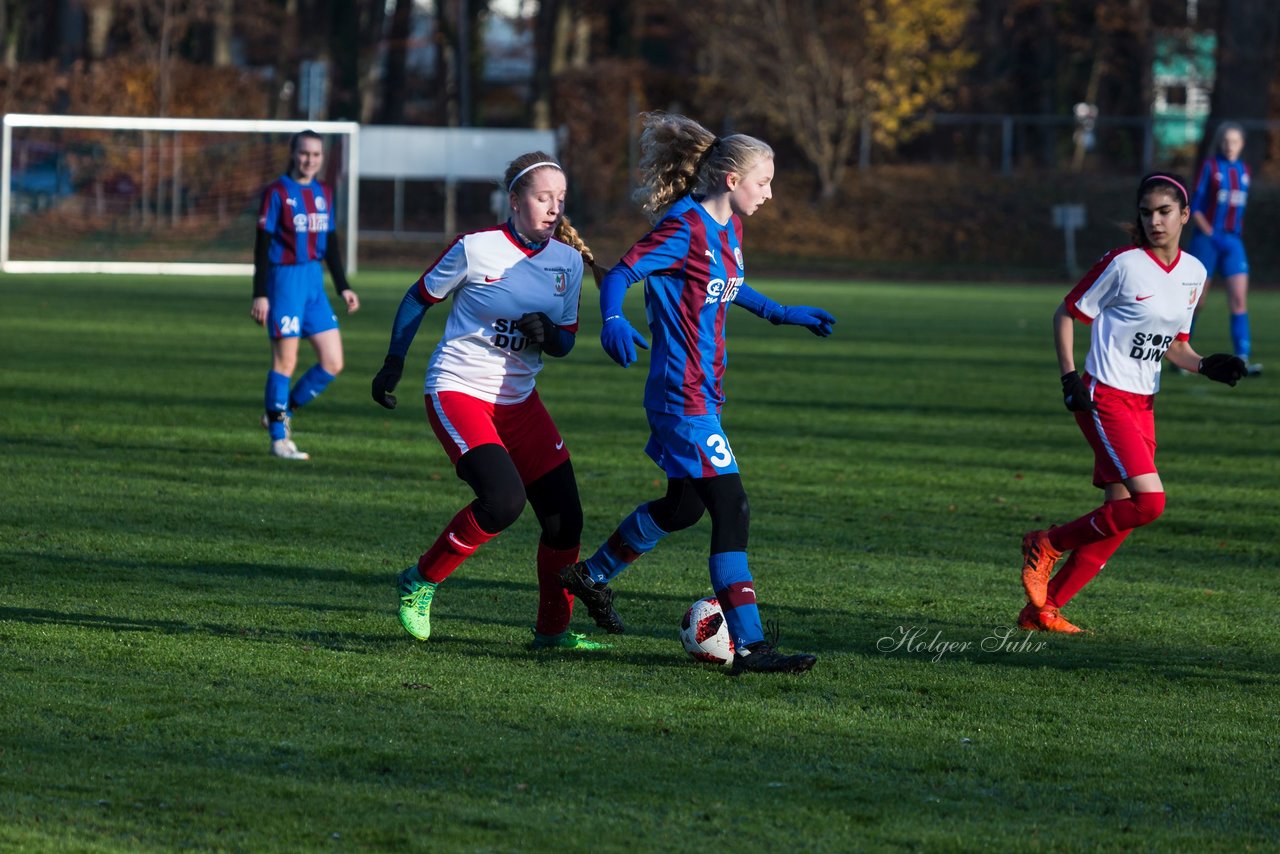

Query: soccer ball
left=679, top=597, right=735, bottom=665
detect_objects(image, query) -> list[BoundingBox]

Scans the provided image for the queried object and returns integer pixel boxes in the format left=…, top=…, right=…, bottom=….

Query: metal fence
left=867, top=113, right=1280, bottom=177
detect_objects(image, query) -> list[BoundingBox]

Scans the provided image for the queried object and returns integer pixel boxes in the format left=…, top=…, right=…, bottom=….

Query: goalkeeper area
left=1, top=114, right=358, bottom=275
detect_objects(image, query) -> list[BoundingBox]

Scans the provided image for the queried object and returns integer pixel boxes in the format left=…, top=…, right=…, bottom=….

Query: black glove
left=515, top=311, right=555, bottom=345
left=1199, top=353, right=1247, bottom=387
left=372, top=355, right=404, bottom=409
left=1061, top=370, right=1096, bottom=412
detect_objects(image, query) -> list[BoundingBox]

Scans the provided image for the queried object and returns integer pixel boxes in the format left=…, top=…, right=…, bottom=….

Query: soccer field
left=1, top=272, right=1277, bottom=851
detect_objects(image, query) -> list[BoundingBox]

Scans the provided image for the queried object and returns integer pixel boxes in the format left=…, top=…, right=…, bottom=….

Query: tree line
left=1, top=0, right=1277, bottom=208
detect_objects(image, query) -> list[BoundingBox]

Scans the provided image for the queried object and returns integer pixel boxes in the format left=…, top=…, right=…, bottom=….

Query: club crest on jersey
left=315, top=195, right=326, bottom=212
left=734, top=247, right=744, bottom=269
left=542, top=266, right=573, bottom=295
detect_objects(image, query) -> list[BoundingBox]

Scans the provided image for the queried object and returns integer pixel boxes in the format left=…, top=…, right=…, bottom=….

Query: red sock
left=534, top=542, right=580, bottom=636
left=1049, top=492, right=1165, bottom=551
left=418, top=505, right=496, bottom=584
left=1046, top=529, right=1131, bottom=608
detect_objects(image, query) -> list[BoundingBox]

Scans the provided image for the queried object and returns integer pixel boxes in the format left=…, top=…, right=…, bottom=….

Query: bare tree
left=378, top=0, right=413, bottom=124
left=691, top=0, right=974, bottom=202
left=528, top=0, right=565, bottom=129
left=427, top=0, right=491, bottom=127
left=322, top=0, right=385, bottom=122
left=112, top=0, right=219, bottom=115
left=270, top=0, right=298, bottom=119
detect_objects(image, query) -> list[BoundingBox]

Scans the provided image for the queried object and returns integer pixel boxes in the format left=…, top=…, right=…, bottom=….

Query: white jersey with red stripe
left=1064, top=246, right=1206, bottom=395
left=416, top=225, right=583, bottom=404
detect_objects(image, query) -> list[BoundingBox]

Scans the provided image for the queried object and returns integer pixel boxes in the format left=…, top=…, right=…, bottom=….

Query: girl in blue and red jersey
left=370, top=151, right=610, bottom=652
left=560, top=112, right=836, bottom=675
left=1019, top=173, right=1246, bottom=633
left=250, top=130, right=360, bottom=460
left=1186, top=122, right=1260, bottom=375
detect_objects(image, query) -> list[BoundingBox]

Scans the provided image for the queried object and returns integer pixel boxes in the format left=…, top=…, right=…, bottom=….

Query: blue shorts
left=1187, top=231, right=1249, bottom=279
left=644, top=410, right=739, bottom=479
left=267, top=261, right=339, bottom=339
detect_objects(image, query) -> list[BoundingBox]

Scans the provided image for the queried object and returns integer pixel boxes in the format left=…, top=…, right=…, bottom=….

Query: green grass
left=1, top=272, right=1277, bottom=852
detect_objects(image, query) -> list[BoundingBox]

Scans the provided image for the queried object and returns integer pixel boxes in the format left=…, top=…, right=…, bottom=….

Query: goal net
left=1, top=114, right=359, bottom=275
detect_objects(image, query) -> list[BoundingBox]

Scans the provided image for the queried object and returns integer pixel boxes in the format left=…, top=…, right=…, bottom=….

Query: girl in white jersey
left=370, top=152, right=608, bottom=651
left=1019, top=172, right=1247, bottom=633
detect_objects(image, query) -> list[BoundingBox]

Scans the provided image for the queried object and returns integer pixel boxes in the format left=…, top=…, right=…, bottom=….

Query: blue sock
left=264, top=371, right=290, bottom=441
left=290, top=365, right=336, bottom=410
left=1230, top=312, right=1251, bottom=360
left=709, top=551, right=764, bottom=648
left=584, top=505, right=667, bottom=584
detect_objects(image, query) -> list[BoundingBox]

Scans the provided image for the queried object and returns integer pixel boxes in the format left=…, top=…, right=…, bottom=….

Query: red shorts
left=425, top=390, right=569, bottom=485
left=1074, top=374, right=1157, bottom=488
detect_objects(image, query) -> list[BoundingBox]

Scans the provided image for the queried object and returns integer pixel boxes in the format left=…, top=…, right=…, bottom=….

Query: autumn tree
left=689, top=0, right=974, bottom=202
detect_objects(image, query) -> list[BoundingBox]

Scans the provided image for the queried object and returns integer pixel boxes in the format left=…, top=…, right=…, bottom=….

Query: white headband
left=508, top=161, right=562, bottom=193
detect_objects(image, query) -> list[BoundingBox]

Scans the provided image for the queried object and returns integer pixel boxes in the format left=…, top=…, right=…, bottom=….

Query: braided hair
left=503, top=151, right=604, bottom=286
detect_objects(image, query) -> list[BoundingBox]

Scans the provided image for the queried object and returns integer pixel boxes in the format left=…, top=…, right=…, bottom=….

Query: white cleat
left=270, top=438, right=310, bottom=460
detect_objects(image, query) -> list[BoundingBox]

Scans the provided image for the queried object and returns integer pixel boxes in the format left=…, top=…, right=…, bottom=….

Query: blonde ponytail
left=633, top=112, right=774, bottom=223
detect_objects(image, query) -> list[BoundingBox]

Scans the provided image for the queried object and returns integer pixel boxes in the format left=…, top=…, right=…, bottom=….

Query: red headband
left=1142, top=174, right=1188, bottom=204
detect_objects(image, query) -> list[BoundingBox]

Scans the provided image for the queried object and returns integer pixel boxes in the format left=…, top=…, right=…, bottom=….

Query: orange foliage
left=0, top=57, right=269, bottom=119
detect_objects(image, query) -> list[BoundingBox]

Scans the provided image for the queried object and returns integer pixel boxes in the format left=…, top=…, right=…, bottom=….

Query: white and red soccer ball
left=679, top=596, right=735, bottom=665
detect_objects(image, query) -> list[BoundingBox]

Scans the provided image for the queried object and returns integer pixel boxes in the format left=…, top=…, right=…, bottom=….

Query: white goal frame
left=1, top=114, right=360, bottom=276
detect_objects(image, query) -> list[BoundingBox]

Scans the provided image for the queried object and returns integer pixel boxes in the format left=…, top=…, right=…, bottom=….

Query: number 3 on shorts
left=705, top=433, right=734, bottom=468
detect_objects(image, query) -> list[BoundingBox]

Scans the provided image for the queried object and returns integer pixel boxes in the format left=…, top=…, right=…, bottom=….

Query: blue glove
left=779, top=305, right=836, bottom=337
left=601, top=315, right=649, bottom=367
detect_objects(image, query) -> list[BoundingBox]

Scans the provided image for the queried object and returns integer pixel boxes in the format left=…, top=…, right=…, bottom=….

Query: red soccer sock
left=418, top=505, right=496, bottom=584
left=1048, top=492, right=1165, bottom=552
left=1046, top=528, right=1131, bottom=608
left=534, top=542, right=580, bottom=636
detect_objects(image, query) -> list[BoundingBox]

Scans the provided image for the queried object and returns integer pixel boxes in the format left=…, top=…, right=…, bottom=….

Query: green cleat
left=397, top=567, right=437, bottom=640
left=530, top=629, right=612, bottom=651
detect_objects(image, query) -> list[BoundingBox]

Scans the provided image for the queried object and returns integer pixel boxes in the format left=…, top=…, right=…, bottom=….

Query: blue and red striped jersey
left=615, top=195, right=747, bottom=416
left=1191, top=155, right=1249, bottom=235
left=257, top=174, right=334, bottom=265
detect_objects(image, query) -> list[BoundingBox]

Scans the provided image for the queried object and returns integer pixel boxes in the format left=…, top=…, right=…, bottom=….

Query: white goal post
left=1, top=114, right=359, bottom=276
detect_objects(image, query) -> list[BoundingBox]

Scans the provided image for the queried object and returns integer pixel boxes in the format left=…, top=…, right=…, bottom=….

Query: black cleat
left=559, top=562, right=625, bottom=634
left=729, top=641, right=817, bottom=676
